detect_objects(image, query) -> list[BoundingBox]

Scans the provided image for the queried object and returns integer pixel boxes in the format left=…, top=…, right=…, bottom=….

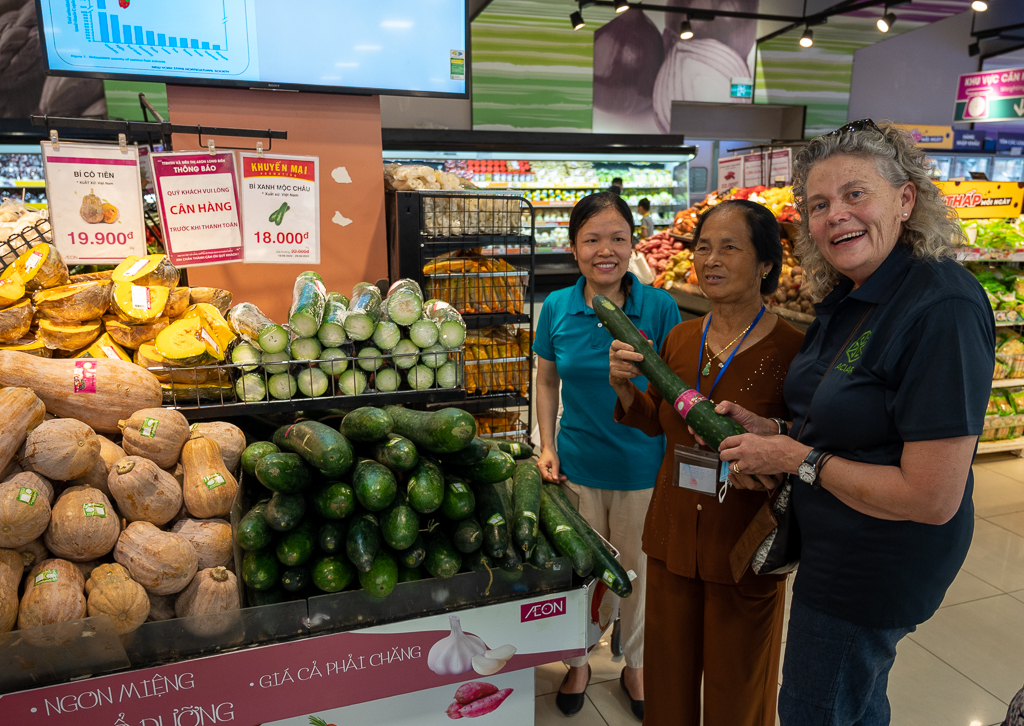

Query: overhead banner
left=936, top=180, right=1024, bottom=219
left=41, top=140, right=147, bottom=265
left=151, top=151, right=243, bottom=267
left=717, top=156, right=743, bottom=191
left=239, top=152, right=320, bottom=265
left=954, top=67, right=1024, bottom=123
left=894, top=124, right=954, bottom=149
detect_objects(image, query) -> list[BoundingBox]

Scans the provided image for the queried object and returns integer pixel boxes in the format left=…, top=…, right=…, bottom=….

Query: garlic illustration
left=427, top=615, right=488, bottom=676
left=472, top=644, right=518, bottom=675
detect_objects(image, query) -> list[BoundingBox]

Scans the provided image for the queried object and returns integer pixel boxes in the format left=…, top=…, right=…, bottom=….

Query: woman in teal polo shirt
left=534, top=192, right=681, bottom=719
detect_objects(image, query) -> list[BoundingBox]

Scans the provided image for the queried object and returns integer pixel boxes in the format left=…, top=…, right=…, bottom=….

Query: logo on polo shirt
left=837, top=330, right=872, bottom=374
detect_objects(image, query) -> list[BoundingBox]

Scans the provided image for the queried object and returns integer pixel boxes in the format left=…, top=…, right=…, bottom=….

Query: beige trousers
left=562, top=480, right=653, bottom=670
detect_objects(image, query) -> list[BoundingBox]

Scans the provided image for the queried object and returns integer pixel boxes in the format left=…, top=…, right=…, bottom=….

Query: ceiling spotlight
left=877, top=12, right=895, bottom=32
left=614, top=0, right=630, bottom=12
left=799, top=27, right=814, bottom=48
left=680, top=19, right=694, bottom=39
left=570, top=10, right=585, bottom=30
left=972, top=1, right=988, bottom=10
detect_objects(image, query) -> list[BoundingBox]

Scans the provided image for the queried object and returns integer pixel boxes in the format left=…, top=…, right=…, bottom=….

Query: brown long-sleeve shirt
left=615, top=316, right=805, bottom=586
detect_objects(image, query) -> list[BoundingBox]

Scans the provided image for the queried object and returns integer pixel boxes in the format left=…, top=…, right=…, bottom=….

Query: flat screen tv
left=35, top=0, right=468, bottom=98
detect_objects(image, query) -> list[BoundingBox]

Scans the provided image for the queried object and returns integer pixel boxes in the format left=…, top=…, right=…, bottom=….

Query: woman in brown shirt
left=609, top=199, right=804, bottom=726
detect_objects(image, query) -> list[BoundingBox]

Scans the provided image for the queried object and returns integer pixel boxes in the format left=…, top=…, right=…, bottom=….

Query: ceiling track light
left=799, top=27, right=814, bottom=48
left=877, top=11, right=896, bottom=33
left=680, top=17, right=693, bottom=40
left=972, top=1, right=988, bottom=11
left=570, top=9, right=585, bottom=30
left=613, top=0, right=630, bottom=13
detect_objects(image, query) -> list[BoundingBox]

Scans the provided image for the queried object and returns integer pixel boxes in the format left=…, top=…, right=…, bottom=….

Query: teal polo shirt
left=534, top=272, right=681, bottom=490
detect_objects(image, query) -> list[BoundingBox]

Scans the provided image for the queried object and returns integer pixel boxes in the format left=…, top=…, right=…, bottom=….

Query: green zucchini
left=397, top=564, right=425, bottom=583
left=406, top=365, right=434, bottom=390
left=242, top=548, right=280, bottom=591
left=290, top=336, right=322, bottom=362
left=385, top=279, right=424, bottom=326
left=391, top=339, right=420, bottom=369
left=540, top=487, right=594, bottom=577
left=401, top=534, right=428, bottom=568
left=230, top=341, right=262, bottom=372
left=440, top=476, right=476, bottom=520
left=280, top=565, right=311, bottom=593
left=317, top=520, right=347, bottom=554
left=423, top=299, right=467, bottom=350
left=345, top=282, right=382, bottom=341
left=352, top=459, right=398, bottom=511
left=346, top=513, right=381, bottom=572
left=442, top=437, right=491, bottom=467
left=319, top=347, right=349, bottom=376
left=276, top=520, right=316, bottom=567
left=461, top=447, right=515, bottom=485
left=384, top=406, right=477, bottom=454
left=357, top=346, right=385, bottom=372
left=406, top=457, right=445, bottom=513
left=546, top=484, right=632, bottom=597
left=424, top=532, right=462, bottom=579
left=296, top=367, right=330, bottom=398
left=452, top=517, right=483, bottom=554
left=531, top=531, right=558, bottom=569
left=592, top=294, right=747, bottom=450
left=313, top=482, right=356, bottom=520
left=496, top=480, right=523, bottom=572
left=436, top=361, right=460, bottom=389
left=409, top=319, right=439, bottom=348
left=498, top=536, right=523, bottom=573
left=261, top=350, right=292, bottom=374
left=255, top=452, right=312, bottom=494
left=312, top=555, right=355, bottom=593
left=268, top=372, right=297, bottom=400
left=327, top=291, right=349, bottom=307
left=289, top=274, right=327, bottom=338
left=273, top=420, right=354, bottom=478
left=241, top=442, right=280, bottom=478
left=342, top=407, right=394, bottom=442
left=317, top=299, right=349, bottom=348
left=372, top=320, right=401, bottom=351
left=235, top=373, right=267, bottom=402
left=374, top=367, right=401, bottom=392
left=263, top=492, right=306, bottom=532
left=235, top=499, right=274, bottom=551
left=419, top=343, right=449, bottom=369
left=474, top=480, right=511, bottom=559
left=512, top=461, right=542, bottom=554
left=464, top=550, right=494, bottom=573
left=359, top=549, right=399, bottom=598
left=372, top=434, right=420, bottom=473
left=338, top=369, right=368, bottom=395
left=380, top=497, right=420, bottom=550
left=227, top=302, right=289, bottom=354
left=491, top=439, right=535, bottom=460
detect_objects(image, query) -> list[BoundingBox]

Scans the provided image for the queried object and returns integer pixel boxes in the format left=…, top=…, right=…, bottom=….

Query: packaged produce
left=32, top=279, right=112, bottom=323
left=288, top=272, right=328, bottom=338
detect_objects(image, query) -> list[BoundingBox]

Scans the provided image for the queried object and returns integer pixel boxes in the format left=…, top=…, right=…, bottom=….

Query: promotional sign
left=954, top=67, right=1024, bottom=123
left=717, top=156, right=743, bottom=191
left=997, top=132, right=1024, bottom=153
left=151, top=151, right=243, bottom=267
left=953, top=130, right=987, bottom=150
left=936, top=180, right=1024, bottom=219
left=41, top=141, right=147, bottom=264
left=769, top=149, right=792, bottom=185
left=894, top=124, right=954, bottom=149
left=742, top=153, right=764, bottom=187
left=239, top=152, right=320, bottom=264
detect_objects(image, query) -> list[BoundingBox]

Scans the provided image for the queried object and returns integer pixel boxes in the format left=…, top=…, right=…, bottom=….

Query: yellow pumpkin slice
left=0, top=336, right=52, bottom=357
left=78, top=333, right=132, bottom=362
left=162, top=380, right=235, bottom=404
left=136, top=343, right=213, bottom=384
left=37, top=319, right=103, bottom=351
left=154, top=318, right=210, bottom=365
left=69, top=270, right=113, bottom=284
left=181, top=303, right=236, bottom=361
left=109, top=282, right=170, bottom=323
left=14, top=244, right=69, bottom=292
left=0, top=299, right=34, bottom=343
left=33, top=280, right=113, bottom=323
left=103, top=315, right=169, bottom=350
left=111, top=255, right=180, bottom=288
left=0, top=268, right=25, bottom=309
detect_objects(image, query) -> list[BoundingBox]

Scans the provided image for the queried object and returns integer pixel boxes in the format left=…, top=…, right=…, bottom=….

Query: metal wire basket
left=0, top=217, right=52, bottom=272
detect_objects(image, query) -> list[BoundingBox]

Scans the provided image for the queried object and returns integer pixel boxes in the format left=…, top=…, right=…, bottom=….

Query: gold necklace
left=702, top=320, right=754, bottom=376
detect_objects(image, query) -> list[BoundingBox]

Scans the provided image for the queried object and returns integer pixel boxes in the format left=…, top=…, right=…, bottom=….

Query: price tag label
left=41, top=140, right=147, bottom=264
left=239, top=152, right=320, bottom=264
left=151, top=151, right=244, bottom=267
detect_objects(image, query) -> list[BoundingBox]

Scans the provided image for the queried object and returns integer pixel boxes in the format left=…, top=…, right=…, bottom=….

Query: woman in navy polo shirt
left=534, top=192, right=681, bottom=719
left=713, top=121, right=995, bottom=725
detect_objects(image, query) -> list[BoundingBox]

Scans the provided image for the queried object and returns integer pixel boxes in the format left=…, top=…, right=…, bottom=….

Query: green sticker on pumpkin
left=16, top=487, right=37, bottom=506
left=34, top=569, right=58, bottom=585
left=83, top=502, right=106, bottom=517
left=203, top=473, right=226, bottom=490
left=140, top=417, right=160, bottom=438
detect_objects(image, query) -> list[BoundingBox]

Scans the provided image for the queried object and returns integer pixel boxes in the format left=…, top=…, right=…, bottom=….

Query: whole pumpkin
left=18, top=558, right=87, bottom=630
left=85, top=563, right=150, bottom=634
left=21, top=418, right=101, bottom=481
left=107, top=456, right=182, bottom=526
left=119, top=408, right=190, bottom=469
left=44, top=486, right=120, bottom=562
left=113, top=521, right=197, bottom=595
left=0, top=474, right=53, bottom=548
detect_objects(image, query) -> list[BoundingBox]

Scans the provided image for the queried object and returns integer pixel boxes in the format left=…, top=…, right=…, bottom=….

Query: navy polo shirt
left=535, top=272, right=681, bottom=490
left=785, top=243, right=995, bottom=629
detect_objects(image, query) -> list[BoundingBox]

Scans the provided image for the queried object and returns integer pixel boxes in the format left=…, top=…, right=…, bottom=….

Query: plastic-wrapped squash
left=0, top=299, right=34, bottom=344
left=135, top=343, right=213, bottom=385
left=188, top=288, right=232, bottom=317
left=32, top=280, right=113, bottom=323
left=14, top=244, right=69, bottom=291
left=103, top=315, right=169, bottom=350
left=77, top=333, right=132, bottom=362
left=69, top=270, right=113, bottom=284
left=37, top=319, right=103, bottom=351
left=165, top=287, right=191, bottom=319
left=109, top=282, right=170, bottom=323
left=111, top=255, right=180, bottom=288
left=0, top=336, right=51, bottom=357
left=181, top=303, right=236, bottom=360
left=0, top=268, right=25, bottom=308
left=154, top=317, right=212, bottom=365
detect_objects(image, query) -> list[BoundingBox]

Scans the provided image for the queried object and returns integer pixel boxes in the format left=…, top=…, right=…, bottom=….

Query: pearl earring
left=902, top=212, right=908, bottom=218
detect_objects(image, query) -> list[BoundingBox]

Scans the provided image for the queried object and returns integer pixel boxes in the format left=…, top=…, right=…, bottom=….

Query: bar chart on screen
left=40, top=0, right=258, bottom=79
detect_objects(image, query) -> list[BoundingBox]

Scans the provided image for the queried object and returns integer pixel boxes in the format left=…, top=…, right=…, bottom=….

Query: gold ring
left=732, top=463, right=741, bottom=474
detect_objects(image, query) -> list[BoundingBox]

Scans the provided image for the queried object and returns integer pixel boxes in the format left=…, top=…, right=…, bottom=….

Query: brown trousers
left=644, top=557, right=786, bottom=726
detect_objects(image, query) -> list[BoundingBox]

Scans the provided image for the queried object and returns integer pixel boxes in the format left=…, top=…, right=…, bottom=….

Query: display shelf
left=462, top=312, right=531, bottom=326
left=474, top=182, right=676, bottom=190
left=978, top=437, right=1024, bottom=455
left=991, top=378, right=1024, bottom=388
left=450, top=393, right=531, bottom=413
left=997, top=319, right=1024, bottom=327
left=956, top=247, right=1024, bottom=261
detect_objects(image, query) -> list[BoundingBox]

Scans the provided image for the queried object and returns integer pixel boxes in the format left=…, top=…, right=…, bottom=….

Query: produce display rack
left=0, top=215, right=51, bottom=268
left=386, top=189, right=537, bottom=445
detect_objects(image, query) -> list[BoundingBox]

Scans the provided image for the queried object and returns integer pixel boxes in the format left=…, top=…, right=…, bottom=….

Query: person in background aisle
left=608, top=176, right=624, bottom=195
left=535, top=191, right=681, bottom=720
left=637, top=198, right=655, bottom=240
left=711, top=121, right=995, bottom=726
left=609, top=199, right=801, bottom=726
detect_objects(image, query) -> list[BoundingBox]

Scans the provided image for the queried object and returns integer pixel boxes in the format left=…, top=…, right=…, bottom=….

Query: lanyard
left=698, top=305, right=766, bottom=400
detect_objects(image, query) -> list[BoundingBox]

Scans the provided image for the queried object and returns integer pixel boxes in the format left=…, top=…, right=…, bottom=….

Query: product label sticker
left=83, top=502, right=107, bottom=517
left=73, top=360, right=97, bottom=393
left=24, top=250, right=43, bottom=273
left=190, top=423, right=199, bottom=431
left=674, top=389, right=707, bottom=418
left=123, top=257, right=149, bottom=277
left=509, top=443, right=521, bottom=456
left=554, top=524, right=572, bottom=534
left=199, top=326, right=220, bottom=354
left=450, top=482, right=466, bottom=493
left=34, top=569, right=58, bottom=585
left=130, top=285, right=152, bottom=310
left=99, top=345, right=120, bottom=360
left=487, top=514, right=505, bottom=527
left=719, top=460, right=731, bottom=483
left=203, top=473, right=226, bottom=490
left=140, top=417, right=160, bottom=438
left=601, top=570, right=615, bottom=587
left=17, top=487, right=38, bottom=505
left=523, top=511, right=537, bottom=521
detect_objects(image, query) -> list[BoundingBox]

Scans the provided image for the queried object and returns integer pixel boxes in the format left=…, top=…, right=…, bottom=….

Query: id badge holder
left=673, top=445, right=721, bottom=497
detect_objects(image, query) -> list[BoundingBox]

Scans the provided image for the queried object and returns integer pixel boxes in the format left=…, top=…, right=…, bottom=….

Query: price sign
left=151, top=151, right=243, bottom=267
left=41, top=140, right=147, bottom=264
left=239, top=152, right=320, bottom=264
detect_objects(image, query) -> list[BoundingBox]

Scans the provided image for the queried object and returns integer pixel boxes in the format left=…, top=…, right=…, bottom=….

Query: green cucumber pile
left=226, top=273, right=469, bottom=403
left=235, top=405, right=632, bottom=604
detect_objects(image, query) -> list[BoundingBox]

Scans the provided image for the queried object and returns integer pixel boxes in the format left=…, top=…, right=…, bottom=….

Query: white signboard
left=239, top=153, right=320, bottom=264
left=769, top=148, right=793, bottom=185
left=743, top=153, right=765, bottom=188
left=717, top=156, right=743, bottom=192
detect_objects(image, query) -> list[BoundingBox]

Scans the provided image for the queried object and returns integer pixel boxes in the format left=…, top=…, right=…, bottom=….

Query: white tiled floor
left=533, top=455, right=1024, bottom=725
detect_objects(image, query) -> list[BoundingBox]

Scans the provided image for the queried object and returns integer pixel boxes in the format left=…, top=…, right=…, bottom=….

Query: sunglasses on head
left=826, top=119, right=881, bottom=137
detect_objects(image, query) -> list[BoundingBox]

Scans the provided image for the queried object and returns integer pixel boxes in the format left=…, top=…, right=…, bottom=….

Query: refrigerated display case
left=993, top=157, right=1024, bottom=182
left=954, top=155, right=992, bottom=179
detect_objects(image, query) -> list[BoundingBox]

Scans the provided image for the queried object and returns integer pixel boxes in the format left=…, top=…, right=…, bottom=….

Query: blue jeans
left=779, top=599, right=915, bottom=726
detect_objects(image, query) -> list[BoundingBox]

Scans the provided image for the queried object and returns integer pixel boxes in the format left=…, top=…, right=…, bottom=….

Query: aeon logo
left=521, top=597, right=566, bottom=622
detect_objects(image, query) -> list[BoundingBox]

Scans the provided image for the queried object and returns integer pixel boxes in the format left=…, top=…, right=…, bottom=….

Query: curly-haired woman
left=709, top=120, right=995, bottom=725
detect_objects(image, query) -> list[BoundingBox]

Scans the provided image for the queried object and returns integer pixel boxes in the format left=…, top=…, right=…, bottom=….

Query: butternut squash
left=188, top=287, right=232, bottom=317
left=170, top=518, right=232, bottom=569
left=118, top=408, right=190, bottom=469
left=0, top=298, right=33, bottom=343
left=0, top=387, right=45, bottom=476
left=18, top=557, right=87, bottom=629
left=104, top=315, right=170, bottom=350
left=107, top=456, right=182, bottom=526
left=0, top=547, right=21, bottom=632
left=181, top=433, right=238, bottom=519
left=85, top=563, right=150, bottom=634
left=0, top=475, right=53, bottom=547
left=174, top=566, right=239, bottom=636
left=189, top=422, right=245, bottom=473
left=111, top=254, right=180, bottom=288
left=109, top=283, right=170, bottom=323
left=44, top=486, right=120, bottom=562
left=22, top=418, right=101, bottom=481
left=113, top=521, right=197, bottom=595
left=67, top=434, right=125, bottom=496
left=32, top=280, right=113, bottom=323
left=0, top=352, right=163, bottom=434
left=13, top=243, right=69, bottom=292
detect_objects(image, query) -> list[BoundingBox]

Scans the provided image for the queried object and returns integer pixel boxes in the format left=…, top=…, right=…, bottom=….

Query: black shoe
left=620, top=668, right=644, bottom=721
left=610, top=617, right=623, bottom=657
left=555, top=665, right=591, bottom=716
